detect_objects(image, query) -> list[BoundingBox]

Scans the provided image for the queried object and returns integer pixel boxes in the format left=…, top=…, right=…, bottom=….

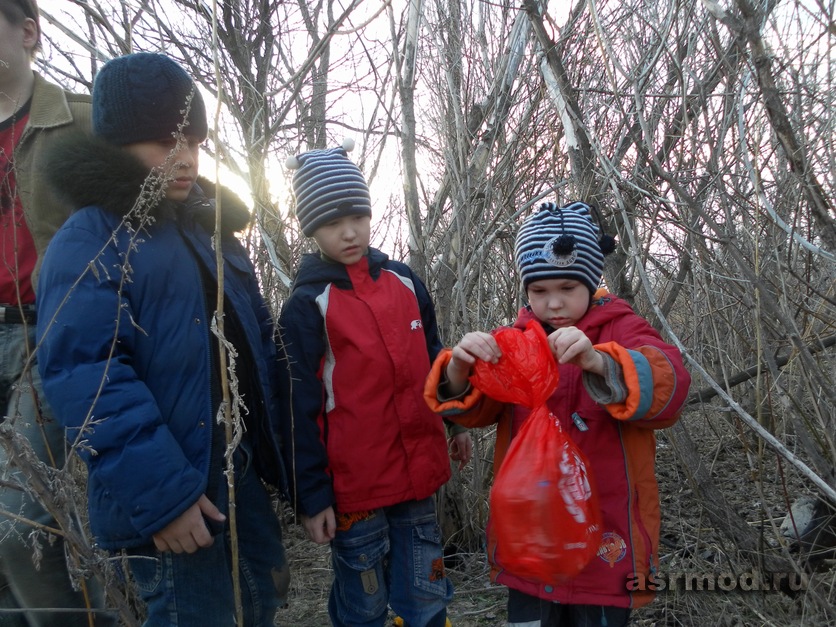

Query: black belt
left=0, top=305, right=37, bottom=324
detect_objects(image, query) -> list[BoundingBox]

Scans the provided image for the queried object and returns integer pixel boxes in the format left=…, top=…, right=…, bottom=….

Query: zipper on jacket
left=184, top=218, right=284, bottom=490
left=224, top=303, right=283, bottom=486
left=571, top=412, right=589, bottom=432
left=199, top=261, right=225, bottom=506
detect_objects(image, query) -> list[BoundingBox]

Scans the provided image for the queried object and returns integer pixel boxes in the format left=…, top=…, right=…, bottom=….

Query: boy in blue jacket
left=279, top=141, right=471, bottom=627
left=35, top=52, right=289, bottom=626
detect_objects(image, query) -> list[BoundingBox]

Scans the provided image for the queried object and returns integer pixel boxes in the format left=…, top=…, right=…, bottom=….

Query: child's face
left=526, top=278, right=591, bottom=328
left=123, top=135, right=201, bottom=203
left=312, top=214, right=371, bottom=265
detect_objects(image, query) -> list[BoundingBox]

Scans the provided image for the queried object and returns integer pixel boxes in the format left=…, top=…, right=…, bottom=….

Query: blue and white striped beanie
left=515, top=201, right=614, bottom=293
left=285, top=139, right=372, bottom=236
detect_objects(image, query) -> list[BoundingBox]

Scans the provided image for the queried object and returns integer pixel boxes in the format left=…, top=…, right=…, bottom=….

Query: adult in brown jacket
left=0, top=1, right=111, bottom=625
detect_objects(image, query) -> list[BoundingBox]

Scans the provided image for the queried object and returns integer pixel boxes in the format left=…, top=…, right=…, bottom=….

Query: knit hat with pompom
left=285, top=139, right=372, bottom=237
left=514, top=201, right=616, bottom=293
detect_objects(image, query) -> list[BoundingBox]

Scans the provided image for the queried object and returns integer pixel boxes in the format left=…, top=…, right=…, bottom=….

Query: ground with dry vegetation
left=278, top=406, right=835, bottom=627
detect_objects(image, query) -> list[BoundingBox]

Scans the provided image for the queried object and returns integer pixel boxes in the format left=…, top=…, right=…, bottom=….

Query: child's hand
left=301, top=507, right=336, bottom=544
left=447, top=332, right=501, bottom=393
left=548, top=326, right=605, bottom=375
left=152, top=494, right=225, bottom=554
left=448, top=431, right=473, bottom=470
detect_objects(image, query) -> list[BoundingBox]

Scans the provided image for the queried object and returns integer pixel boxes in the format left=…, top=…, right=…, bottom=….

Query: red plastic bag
left=469, top=321, right=558, bottom=409
left=471, top=321, right=602, bottom=584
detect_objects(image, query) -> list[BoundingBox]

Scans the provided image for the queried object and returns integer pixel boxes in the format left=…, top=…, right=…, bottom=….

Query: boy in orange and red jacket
left=425, top=201, right=691, bottom=627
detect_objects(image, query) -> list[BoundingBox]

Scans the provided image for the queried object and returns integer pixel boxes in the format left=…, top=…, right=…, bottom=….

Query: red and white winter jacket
left=279, top=248, right=451, bottom=518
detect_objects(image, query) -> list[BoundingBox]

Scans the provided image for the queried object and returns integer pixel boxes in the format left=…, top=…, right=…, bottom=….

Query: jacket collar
left=44, top=133, right=250, bottom=234
left=292, top=246, right=390, bottom=290
left=28, top=72, right=74, bottom=130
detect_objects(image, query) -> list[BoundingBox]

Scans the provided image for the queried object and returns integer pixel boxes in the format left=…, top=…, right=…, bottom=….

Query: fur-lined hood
left=43, top=133, right=251, bottom=234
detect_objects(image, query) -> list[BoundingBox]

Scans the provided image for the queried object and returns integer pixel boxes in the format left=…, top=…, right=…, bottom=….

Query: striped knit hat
left=515, top=201, right=615, bottom=293
left=286, top=139, right=372, bottom=237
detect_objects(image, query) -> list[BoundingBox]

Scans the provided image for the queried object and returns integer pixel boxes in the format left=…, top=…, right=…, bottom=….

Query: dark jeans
left=507, top=587, right=631, bottom=627
left=125, top=441, right=288, bottom=627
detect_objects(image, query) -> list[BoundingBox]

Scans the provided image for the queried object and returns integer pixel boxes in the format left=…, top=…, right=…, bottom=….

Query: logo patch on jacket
left=410, top=319, right=423, bottom=331
left=598, top=531, right=627, bottom=567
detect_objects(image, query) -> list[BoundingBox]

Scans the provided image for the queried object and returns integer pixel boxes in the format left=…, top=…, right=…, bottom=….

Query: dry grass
left=276, top=407, right=836, bottom=626
left=629, top=411, right=836, bottom=627
left=279, top=520, right=509, bottom=626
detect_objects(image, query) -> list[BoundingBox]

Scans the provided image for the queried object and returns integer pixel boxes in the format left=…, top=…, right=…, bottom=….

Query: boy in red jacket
left=425, top=201, right=691, bottom=627
left=279, top=141, right=471, bottom=627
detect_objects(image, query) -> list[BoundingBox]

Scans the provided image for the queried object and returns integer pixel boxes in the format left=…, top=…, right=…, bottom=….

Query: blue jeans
left=126, top=440, right=288, bottom=627
left=0, top=323, right=114, bottom=626
left=328, top=497, right=453, bottom=627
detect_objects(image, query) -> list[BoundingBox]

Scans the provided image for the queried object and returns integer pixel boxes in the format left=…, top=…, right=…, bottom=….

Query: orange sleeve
left=594, top=341, right=686, bottom=426
left=424, top=348, right=505, bottom=429
left=594, top=342, right=641, bottom=419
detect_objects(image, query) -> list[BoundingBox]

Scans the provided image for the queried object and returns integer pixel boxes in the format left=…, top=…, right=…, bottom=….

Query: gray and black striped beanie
left=286, top=140, right=372, bottom=237
left=515, top=201, right=609, bottom=293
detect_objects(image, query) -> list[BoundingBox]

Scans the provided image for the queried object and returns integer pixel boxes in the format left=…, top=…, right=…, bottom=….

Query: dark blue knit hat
left=515, top=201, right=616, bottom=293
left=285, top=139, right=372, bottom=237
left=92, top=52, right=208, bottom=146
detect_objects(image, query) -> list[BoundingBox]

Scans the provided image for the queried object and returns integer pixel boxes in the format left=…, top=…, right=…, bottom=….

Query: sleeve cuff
left=582, top=351, right=628, bottom=404
left=437, top=368, right=473, bottom=403
left=444, top=419, right=469, bottom=437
